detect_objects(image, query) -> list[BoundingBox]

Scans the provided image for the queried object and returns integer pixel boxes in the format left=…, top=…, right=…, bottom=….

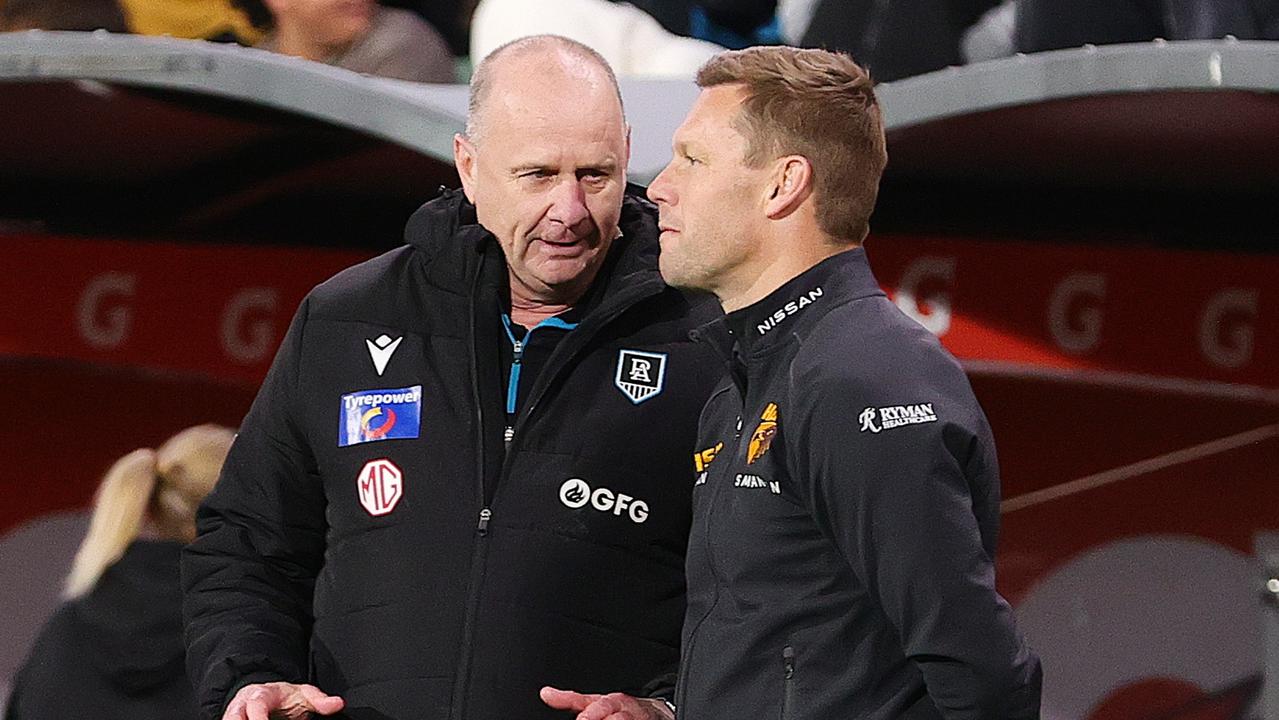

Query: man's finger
left=578, top=695, right=623, bottom=720
left=540, top=686, right=600, bottom=711
left=222, top=697, right=247, bottom=720
left=244, top=697, right=271, bottom=720
left=297, top=684, right=346, bottom=715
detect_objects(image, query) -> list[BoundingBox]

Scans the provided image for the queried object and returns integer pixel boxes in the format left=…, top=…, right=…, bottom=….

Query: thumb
left=297, top=684, right=345, bottom=715
left=540, top=686, right=598, bottom=711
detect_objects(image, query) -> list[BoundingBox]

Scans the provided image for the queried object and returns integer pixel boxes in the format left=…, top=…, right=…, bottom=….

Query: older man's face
left=455, top=56, right=630, bottom=304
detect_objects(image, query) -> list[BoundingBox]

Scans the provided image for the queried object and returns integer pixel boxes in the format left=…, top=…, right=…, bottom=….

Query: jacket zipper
left=452, top=268, right=666, bottom=719
left=503, top=335, right=523, bottom=450
left=450, top=246, right=492, bottom=720
left=781, top=645, right=796, bottom=720
left=506, top=278, right=665, bottom=446
left=674, top=384, right=741, bottom=711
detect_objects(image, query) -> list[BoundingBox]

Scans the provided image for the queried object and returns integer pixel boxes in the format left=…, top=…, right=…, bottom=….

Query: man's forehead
left=676, top=87, right=746, bottom=144
left=488, top=52, right=618, bottom=110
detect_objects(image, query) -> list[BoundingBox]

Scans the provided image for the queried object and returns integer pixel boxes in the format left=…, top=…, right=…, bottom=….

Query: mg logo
left=357, top=458, right=403, bottom=516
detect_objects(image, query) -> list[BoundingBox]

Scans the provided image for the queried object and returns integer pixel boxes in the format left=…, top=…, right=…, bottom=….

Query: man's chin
left=657, top=261, right=708, bottom=293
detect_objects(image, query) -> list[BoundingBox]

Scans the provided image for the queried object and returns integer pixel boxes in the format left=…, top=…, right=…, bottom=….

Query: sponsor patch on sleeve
left=339, top=385, right=422, bottom=447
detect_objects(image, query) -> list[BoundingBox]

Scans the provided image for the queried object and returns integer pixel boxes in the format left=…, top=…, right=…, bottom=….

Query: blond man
left=547, top=45, right=1041, bottom=720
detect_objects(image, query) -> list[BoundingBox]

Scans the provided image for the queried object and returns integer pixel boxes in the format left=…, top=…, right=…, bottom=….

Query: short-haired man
left=183, top=36, right=721, bottom=720
left=546, top=46, right=1041, bottom=720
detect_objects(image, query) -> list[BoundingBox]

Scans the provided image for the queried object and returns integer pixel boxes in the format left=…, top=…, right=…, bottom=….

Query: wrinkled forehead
left=485, top=84, right=626, bottom=160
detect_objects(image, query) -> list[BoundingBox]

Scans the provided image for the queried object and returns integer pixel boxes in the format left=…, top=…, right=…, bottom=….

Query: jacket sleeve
left=791, top=368, right=1041, bottom=720
left=182, top=297, right=327, bottom=720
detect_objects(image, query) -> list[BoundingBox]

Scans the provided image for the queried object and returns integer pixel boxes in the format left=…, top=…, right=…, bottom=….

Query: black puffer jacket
left=5, top=541, right=196, bottom=720
left=182, top=190, right=722, bottom=720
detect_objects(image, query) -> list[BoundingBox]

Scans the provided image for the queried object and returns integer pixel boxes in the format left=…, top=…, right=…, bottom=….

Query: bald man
left=183, top=35, right=720, bottom=720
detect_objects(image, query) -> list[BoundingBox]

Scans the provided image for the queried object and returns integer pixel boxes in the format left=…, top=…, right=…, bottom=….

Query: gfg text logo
left=559, top=478, right=650, bottom=524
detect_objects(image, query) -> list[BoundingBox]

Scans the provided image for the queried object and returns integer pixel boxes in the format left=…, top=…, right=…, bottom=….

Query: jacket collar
left=696, top=248, right=885, bottom=364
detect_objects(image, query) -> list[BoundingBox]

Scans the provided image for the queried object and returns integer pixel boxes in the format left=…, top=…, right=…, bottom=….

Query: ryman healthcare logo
left=339, top=385, right=422, bottom=447
left=559, top=478, right=650, bottom=524
left=858, top=403, right=938, bottom=433
left=756, top=287, right=823, bottom=335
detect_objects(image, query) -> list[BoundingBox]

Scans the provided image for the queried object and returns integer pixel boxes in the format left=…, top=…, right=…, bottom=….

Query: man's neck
left=508, top=275, right=589, bottom=328
left=509, top=300, right=574, bottom=329
left=719, top=242, right=851, bottom=314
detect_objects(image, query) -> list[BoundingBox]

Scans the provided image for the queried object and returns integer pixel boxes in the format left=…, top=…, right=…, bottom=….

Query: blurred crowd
left=0, top=0, right=1277, bottom=82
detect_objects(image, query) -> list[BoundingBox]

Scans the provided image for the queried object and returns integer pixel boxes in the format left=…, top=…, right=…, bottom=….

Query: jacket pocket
left=780, top=644, right=796, bottom=720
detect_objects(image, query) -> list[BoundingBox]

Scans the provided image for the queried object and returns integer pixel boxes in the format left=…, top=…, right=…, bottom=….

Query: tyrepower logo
left=558, top=478, right=650, bottom=524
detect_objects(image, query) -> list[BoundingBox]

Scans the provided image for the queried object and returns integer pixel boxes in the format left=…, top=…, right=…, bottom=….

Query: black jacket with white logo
left=678, top=249, right=1041, bottom=720
left=182, top=190, right=722, bottom=720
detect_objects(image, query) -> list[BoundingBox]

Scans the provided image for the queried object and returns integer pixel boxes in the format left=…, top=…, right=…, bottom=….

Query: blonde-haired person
left=4, top=424, right=235, bottom=720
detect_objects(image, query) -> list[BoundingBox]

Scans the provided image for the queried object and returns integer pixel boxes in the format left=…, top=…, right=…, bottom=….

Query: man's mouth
left=540, top=236, right=580, bottom=247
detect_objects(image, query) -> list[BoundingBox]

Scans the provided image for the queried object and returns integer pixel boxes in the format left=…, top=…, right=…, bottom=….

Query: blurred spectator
left=118, top=0, right=263, bottom=44
left=631, top=0, right=778, bottom=42
left=3, top=425, right=235, bottom=720
left=962, top=0, right=1017, bottom=63
left=238, top=0, right=455, bottom=83
left=777, top=0, right=818, bottom=43
left=472, top=0, right=724, bottom=77
left=1015, top=0, right=1279, bottom=51
left=0, top=0, right=128, bottom=32
left=798, top=0, right=1002, bottom=81
left=383, top=0, right=477, bottom=55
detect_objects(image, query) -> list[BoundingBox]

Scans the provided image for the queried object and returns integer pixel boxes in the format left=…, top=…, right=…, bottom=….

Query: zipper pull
left=783, top=645, right=795, bottom=679
left=504, top=426, right=515, bottom=444
left=513, top=339, right=524, bottom=357
left=734, top=415, right=743, bottom=440
left=477, top=507, right=492, bottom=535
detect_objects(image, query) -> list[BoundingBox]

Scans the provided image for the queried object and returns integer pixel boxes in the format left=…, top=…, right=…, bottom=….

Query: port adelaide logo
left=614, top=349, right=667, bottom=404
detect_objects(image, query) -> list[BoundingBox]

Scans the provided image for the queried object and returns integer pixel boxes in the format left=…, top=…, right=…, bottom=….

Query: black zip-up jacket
left=6, top=541, right=197, bottom=720
left=679, top=249, right=1041, bottom=719
left=182, top=190, right=722, bottom=720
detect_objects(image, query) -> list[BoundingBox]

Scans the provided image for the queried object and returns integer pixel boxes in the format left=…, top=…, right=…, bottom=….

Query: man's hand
left=222, top=682, right=345, bottom=720
left=540, top=686, right=674, bottom=720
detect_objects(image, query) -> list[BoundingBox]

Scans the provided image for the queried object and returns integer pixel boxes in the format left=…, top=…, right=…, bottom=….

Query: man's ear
left=454, top=134, right=478, bottom=203
left=622, top=123, right=632, bottom=183
left=764, top=156, right=814, bottom=221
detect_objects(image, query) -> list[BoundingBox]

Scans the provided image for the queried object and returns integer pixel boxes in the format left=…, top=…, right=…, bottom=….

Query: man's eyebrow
left=580, top=159, right=620, bottom=173
left=673, top=139, right=701, bottom=156
left=509, top=159, right=620, bottom=174
left=509, top=162, right=554, bottom=174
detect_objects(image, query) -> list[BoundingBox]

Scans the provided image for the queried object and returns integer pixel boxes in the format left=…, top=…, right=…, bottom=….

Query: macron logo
left=756, top=287, right=824, bottom=335
left=366, top=334, right=403, bottom=376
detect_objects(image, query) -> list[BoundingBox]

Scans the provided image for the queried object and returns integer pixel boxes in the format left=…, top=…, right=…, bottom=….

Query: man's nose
left=647, top=164, right=674, bottom=206
left=547, top=178, right=590, bottom=228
